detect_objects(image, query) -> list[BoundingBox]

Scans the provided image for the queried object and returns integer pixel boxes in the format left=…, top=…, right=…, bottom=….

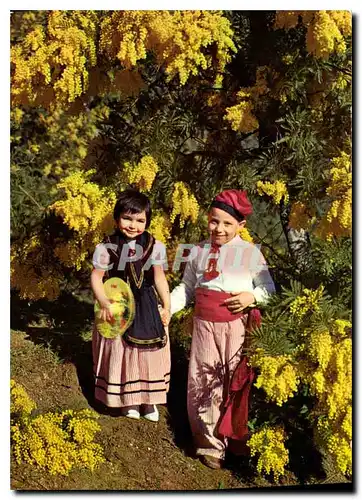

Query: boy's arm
left=170, top=257, right=198, bottom=315
left=251, top=248, right=276, bottom=305
left=224, top=245, right=275, bottom=313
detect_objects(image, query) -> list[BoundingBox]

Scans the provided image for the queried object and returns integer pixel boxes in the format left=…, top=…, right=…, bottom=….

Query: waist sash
left=195, top=287, right=243, bottom=322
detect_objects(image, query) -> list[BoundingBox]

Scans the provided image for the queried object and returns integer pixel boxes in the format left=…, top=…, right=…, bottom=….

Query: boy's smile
left=207, top=207, right=245, bottom=245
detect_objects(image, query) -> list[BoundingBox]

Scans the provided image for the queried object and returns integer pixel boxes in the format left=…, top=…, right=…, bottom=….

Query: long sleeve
left=251, top=248, right=276, bottom=305
left=170, top=257, right=198, bottom=315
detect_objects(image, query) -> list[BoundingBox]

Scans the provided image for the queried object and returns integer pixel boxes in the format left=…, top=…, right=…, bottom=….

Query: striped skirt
left=92, top=325, right=171, bottom=407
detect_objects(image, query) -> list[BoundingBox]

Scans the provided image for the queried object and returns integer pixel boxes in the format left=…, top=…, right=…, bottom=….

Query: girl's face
left=208, top=207, right=245, bottom=245
left=117, top=211, right=147, bottom=239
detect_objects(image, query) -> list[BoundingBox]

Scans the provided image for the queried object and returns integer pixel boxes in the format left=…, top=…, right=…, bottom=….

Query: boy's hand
left=223, top=292, right=255, bottom=314
left=98, top=299, right=114, bottom=323
left=160, top=307, right=171, bottom=326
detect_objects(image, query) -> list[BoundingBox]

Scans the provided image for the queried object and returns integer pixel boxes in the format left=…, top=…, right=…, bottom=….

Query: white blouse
left=92, top=238, right=167, bottom=272
left=170, top=235, right=276, bottom=315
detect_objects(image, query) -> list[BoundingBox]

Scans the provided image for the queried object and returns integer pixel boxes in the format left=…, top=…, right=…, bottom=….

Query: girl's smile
left=117, top=211, right=147, bottom=238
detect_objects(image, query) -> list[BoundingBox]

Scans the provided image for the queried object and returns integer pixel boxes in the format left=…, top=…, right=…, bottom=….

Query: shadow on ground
left=166, top=337, right=194, bottom=457
left=11, top=291, right=95, bottom=409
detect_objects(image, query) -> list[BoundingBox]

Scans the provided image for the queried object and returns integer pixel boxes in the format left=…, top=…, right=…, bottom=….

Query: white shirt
left=170, top=235, right=276, bottom=315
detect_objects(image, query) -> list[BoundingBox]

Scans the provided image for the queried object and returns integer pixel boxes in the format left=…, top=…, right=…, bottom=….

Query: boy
left=171, top=189, right=275, bottom=468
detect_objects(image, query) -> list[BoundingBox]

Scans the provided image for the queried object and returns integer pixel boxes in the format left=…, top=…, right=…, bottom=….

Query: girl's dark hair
left=113, top=189, right=152, bottom=228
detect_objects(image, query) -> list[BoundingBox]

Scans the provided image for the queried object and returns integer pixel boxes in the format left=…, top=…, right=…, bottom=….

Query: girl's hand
left=160, top=307, right=171, bottom=326
left=223, top=291, right=255, bottom=314
left=98, top=299, right=114, bottom=323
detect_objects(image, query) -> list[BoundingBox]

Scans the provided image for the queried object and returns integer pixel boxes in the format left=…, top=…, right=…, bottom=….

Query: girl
left=170, top=189, right=275, bottom=468
left=91, top=189, right=171, bottom=422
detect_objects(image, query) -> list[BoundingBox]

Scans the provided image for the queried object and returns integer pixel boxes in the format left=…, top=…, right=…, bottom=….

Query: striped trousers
left=187, top=317, right=245, bottom=459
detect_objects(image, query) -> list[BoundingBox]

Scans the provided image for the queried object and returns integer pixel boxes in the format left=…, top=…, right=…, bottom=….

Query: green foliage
left=249, top=279, right=349, bottom=357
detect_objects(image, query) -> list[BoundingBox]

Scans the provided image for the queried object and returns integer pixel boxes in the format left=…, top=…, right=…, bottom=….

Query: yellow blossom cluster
left=331, top=70, right=352, bottom=92
left=10, top=263, right=61, bottom=301
left=53, top=238, right=93, bottom=272
left=206, top=92, right=223, bottom=108
left=122, top=155, right=159, bottom=192
left=256, top=180, right=289, bottom=205
left=10, top=169, right=117, bottom=300
left=315, top=152, right=352, bottom=241
left=224, top=100, right=258, bottom=134
left=274, top=11, right=302, bottom=30
left=10, top=107, right=24, bottom=126
left=238, top=227, right=254, bottom=243
left=331, top=319, right=351, bottom=337
left=248, top=426, right=289, bottom=480
left=224, top=66, right=272, bottom=133
left=11, top=240, right=62, bottom=301
left=100, top=11, right=235, bottom=86
left=274, top=11, right=352, bottom=60
left=251, top=313, right=352, bottom=476
left=323, top=430, right=352, bottom=476
left=288, top=154, right=351, bottom=241
left=251, top=352, right=300, bottom=406
left=10, top=380, right=37, bottom=418
left=325, top=338, right=351, bottom=420
left=306, top=11, right=351, bottom=59
left=305, top=333, right=351, bottom=410
left=170, top=182, right=199, bottom=228
left=306, top=334, right=352, bottom=475
left=38, top=105, right=110, bottom=177
left=149, top=211, right=172, bottom=244
left=11, top=381, right=104, bottom=476
left=341, top=406, right=352, bottom=441
left=50, top=171, right=115, bottom=235
left=308, top=330, right=333, bottom=370
left=50, top=170, right=116, bottom=271
left=289, top=285, right=325, bottom=319
left=11, top=11, right=98, bottom=107
left=305, top=63, right=351, bottom=123
left=11, top=11, right=48, bottom=42
left=11, top=104, right=111, bottom=180
left=282, top=53, right=295, bottom=65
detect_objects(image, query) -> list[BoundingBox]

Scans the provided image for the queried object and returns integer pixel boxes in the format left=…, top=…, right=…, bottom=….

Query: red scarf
left=203, top=244, right=220, bottom=281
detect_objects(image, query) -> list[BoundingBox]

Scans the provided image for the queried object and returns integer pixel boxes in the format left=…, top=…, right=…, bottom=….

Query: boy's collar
left=208, top=234, right=242, bottom=247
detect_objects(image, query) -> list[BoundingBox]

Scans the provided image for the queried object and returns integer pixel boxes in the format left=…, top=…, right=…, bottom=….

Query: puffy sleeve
left=170, top=256, right=198, bottom=315
left=251, top=246, right=276, bottom=305
left=92, top=242, right=111, bottom=271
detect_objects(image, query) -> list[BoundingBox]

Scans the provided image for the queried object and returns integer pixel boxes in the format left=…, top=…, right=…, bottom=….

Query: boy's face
left=117, top=210, right=147, bottom=239
left=207, top=207, right=245, bottom=245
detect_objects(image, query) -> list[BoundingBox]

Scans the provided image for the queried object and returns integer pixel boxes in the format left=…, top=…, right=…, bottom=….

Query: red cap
left=211, top=189, right=252, bottom=221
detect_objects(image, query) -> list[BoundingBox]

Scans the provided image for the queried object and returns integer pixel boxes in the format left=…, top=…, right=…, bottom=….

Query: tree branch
left=17, top=185, right=45, bottom=211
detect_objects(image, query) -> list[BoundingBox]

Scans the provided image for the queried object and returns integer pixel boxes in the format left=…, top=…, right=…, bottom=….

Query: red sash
left=218, top=308, right=262, bottom=445
left=194, top=288, right=243, bottom=323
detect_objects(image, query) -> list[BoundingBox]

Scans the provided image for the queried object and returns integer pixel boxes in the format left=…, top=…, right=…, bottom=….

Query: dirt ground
left=10, top=293, right=351, bottom=492
left=10, top=329, right=260, bottom=491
